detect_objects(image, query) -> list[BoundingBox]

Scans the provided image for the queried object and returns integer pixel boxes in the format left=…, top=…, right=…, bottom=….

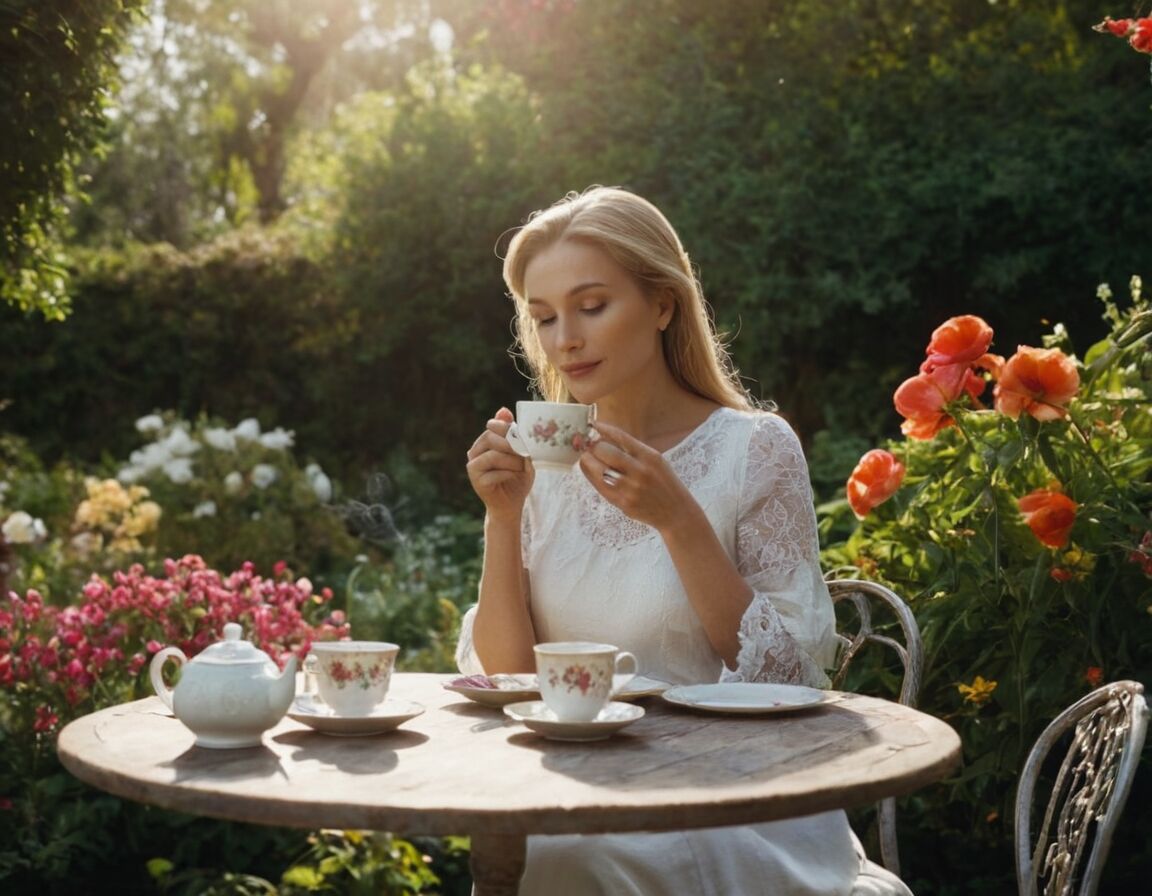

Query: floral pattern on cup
left=548, top=663, right=610, bottom=699
left=326, top=659, right=392, bottom=691
left=530, top=419, right=589, bottom=452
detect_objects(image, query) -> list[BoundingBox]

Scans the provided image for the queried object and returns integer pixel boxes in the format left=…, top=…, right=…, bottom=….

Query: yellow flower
left=958, top=675, right=997, bottom=705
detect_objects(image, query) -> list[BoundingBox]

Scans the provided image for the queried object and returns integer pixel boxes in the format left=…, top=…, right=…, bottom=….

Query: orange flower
left=846, top=449, right=906, bottom=519
left=1094, top=17, right=1133, bottom=37
left=993, top=346, right=1080, bottom=421
left=894, top=362, right=982, bottom=439
left=1018, top=488, right=1078, bottom=549
left=1085, top=666, right=1104, bottom=688
left=925, top=315, right=994, bottom=367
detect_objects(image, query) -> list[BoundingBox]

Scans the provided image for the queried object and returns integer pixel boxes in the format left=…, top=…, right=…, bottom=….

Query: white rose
left=258, top=428, right=295, bottom=450
left=135, top=414, right=165, bottom=433
left=224, top=471, right=244, bottom=494
left=2, top=510, right=47, bottom=544
left=203, top=427, right=237, bottom=452
left=305, top=463, right=333, bottom=503
left=193, top=500, right=218, bottom=518
left=251, top=464, right=278, bottom=490
left=163, top=426, right=200, bottom=457
left=163, top=458, right=195, bottom=484
left=233, top=418, right=262, bottom=441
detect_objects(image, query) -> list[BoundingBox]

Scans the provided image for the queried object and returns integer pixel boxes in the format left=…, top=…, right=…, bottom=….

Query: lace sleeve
left=722, top=413, right=836, bottom=687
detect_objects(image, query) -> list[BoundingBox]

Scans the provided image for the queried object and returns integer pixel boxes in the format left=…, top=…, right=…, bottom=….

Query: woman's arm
left=470, top=514, right=537, bottom=673
left=464, top=408, right=539, bottom=673
left=725, top=413, right=837, bottom=686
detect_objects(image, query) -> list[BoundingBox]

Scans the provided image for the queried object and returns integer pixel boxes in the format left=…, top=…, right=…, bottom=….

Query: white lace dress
left=456, top=408, right=911, bottom=896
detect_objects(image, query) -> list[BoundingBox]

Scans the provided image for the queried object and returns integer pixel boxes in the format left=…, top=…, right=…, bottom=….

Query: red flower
left=846, top=449, right=906, bottom=519
left=1131, top=17, right=1152, bottom=53
left=993, top=346, right=1079, bottom=421
left=1085, top=666, right=1105, bottom=688
left=1018, top=488, right=1078, bottom=549
left=1094, top=17, right=1133, bottom=37
left=925, top=315, right=994, bottom=367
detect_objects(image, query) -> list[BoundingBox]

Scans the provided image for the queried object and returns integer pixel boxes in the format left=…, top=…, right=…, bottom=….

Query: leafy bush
left=820, top=278, right=1152, bottom=893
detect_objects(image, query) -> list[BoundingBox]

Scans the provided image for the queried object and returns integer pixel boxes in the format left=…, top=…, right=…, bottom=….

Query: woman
left=458, top=187, right=909, bottom=895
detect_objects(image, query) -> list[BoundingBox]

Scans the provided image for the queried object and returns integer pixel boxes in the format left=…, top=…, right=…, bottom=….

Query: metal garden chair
left=1015, top=679, right=1148, bottom=896
left=827, top=577, right=924, bottom=878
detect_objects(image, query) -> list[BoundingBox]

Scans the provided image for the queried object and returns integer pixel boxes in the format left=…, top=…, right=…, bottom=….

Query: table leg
left=470, top=832, right=527, bottom=896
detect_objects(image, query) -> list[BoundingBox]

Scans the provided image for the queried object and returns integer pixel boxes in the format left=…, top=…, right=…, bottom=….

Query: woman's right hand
left=465, top=407, right=534, bottom=521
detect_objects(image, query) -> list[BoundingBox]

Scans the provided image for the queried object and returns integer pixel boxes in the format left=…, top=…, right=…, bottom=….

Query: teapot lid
left=193, top=622, right=273, bottom=665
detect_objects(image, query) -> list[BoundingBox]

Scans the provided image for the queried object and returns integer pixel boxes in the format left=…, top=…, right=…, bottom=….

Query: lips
left=561, top=361, right=600, bottom=379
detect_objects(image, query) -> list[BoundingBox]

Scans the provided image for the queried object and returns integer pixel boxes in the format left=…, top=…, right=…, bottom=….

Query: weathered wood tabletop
left=58, top=672, right=961, bottom=895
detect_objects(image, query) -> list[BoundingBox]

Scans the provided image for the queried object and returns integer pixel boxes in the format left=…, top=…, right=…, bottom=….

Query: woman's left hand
left=578, top=420, right=697, bottom=533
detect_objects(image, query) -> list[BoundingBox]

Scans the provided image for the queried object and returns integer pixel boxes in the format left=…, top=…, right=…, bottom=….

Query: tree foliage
left=0, top=0, right=144, bottom=318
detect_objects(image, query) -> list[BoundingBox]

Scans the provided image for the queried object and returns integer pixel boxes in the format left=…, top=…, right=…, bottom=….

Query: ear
left=655, top=289, right=676, bottom=332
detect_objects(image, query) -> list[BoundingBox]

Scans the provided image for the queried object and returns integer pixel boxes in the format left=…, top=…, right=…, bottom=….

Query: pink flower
left=33, top=705, right=59, bottom=733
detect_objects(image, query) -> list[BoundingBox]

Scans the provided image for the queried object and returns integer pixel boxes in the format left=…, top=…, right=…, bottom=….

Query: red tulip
left=846, top=449, right=906, bottom=519
left=994, top=346, right=1080, bottom=421
left=1018, top=488, right=1078, bottom=549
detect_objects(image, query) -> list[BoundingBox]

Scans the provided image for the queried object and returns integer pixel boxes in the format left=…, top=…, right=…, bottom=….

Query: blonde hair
left=503, top=186, right=751, bottom=409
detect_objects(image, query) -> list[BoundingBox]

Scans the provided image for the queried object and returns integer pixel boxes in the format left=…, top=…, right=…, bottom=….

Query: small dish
left=287, top=695, right=425, bottom=736
left=614, top=674, right=673, bottom=702
left=442, top=674, right=541, bottom=707
left=503, top=700, right=644, bottom=742
left=661, top=682, right=828, bottom=715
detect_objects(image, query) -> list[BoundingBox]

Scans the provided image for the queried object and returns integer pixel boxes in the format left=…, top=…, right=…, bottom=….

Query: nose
left=555, top=313, right=583, bottom=352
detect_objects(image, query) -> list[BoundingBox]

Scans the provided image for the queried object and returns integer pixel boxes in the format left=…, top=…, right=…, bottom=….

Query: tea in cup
left=506, top=401, right=595, bottom=470
left=534, top=641, right=638, bottom=722
left=306, top=641, right=399, bottom=716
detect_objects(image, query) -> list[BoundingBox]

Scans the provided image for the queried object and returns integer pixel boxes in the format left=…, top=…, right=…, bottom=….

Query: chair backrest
left=1015, top=680, right=1149, bottom=896
left=826, top=578, right=924, bottom=877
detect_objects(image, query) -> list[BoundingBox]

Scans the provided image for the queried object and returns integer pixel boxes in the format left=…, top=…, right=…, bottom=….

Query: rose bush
left=820, top=277, right=1152, bottom=893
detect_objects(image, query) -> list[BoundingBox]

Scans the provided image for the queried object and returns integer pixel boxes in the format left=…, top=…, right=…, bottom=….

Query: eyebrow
left=527, top=281, right=609, bottom=305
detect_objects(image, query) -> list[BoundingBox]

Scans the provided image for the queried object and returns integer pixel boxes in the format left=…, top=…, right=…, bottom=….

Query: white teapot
left=149, top=622, right=298, bottom=748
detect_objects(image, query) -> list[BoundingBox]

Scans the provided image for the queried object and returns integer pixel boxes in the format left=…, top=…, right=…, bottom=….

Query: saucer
left=287, top=696, right=425, bottom=736
left=443, top=674, right=541, bottom=708
left=503, top=700, right=644, bottom=742
left=660, top=683, right=828, bottom=715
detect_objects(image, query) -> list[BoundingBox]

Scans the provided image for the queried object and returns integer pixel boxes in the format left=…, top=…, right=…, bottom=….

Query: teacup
left=306, top=641, right=399, bottom=716
left=505, top=401, right=595, bottom=470
left=534, top=641, right=638, bottom=722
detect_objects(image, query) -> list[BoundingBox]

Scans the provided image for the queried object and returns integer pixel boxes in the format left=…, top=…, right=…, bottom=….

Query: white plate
left=614, top=675, right=673, bottom=702
left=442, top=674, right=541, bottom=707
left=503, top=700, right=644, bottom=742
left=660, top=683, right=828, bottom=715
left=287, top=696, right=425, bottom=736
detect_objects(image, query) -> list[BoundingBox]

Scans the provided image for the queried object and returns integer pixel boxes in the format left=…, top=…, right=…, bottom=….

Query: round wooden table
left=58, top=673, right=961, bottom=894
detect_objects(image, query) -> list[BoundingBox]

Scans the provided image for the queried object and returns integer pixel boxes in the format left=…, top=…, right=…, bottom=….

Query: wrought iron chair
left=827, top=578, right=924, bottom=878
left=1015, top=680, right=1148, bottom=896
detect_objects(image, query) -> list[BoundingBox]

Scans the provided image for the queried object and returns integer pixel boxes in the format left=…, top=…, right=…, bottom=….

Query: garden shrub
left=820, top=277, right=1152, bottom=894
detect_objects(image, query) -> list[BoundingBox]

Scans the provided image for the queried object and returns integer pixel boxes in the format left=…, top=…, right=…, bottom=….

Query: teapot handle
left=150, top=647, right=187, bottom=711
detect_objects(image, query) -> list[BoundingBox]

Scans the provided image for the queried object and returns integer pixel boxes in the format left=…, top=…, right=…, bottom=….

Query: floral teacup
left=306, top=641, right=399, bottom=716
left=534, top=641, right=637, bottom=722
left=506, top=401, right=595, bottom=470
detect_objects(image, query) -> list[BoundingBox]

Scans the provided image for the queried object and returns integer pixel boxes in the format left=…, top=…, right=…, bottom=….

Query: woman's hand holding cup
left=466, top=406, right=535, bottom=522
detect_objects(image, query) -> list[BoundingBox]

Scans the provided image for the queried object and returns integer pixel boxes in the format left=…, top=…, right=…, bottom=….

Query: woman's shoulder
left=715, top=405, right=802, bottom=448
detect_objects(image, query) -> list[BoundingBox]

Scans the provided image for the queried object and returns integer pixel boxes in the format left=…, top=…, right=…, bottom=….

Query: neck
left=593, top=367, right=717, bottom=446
